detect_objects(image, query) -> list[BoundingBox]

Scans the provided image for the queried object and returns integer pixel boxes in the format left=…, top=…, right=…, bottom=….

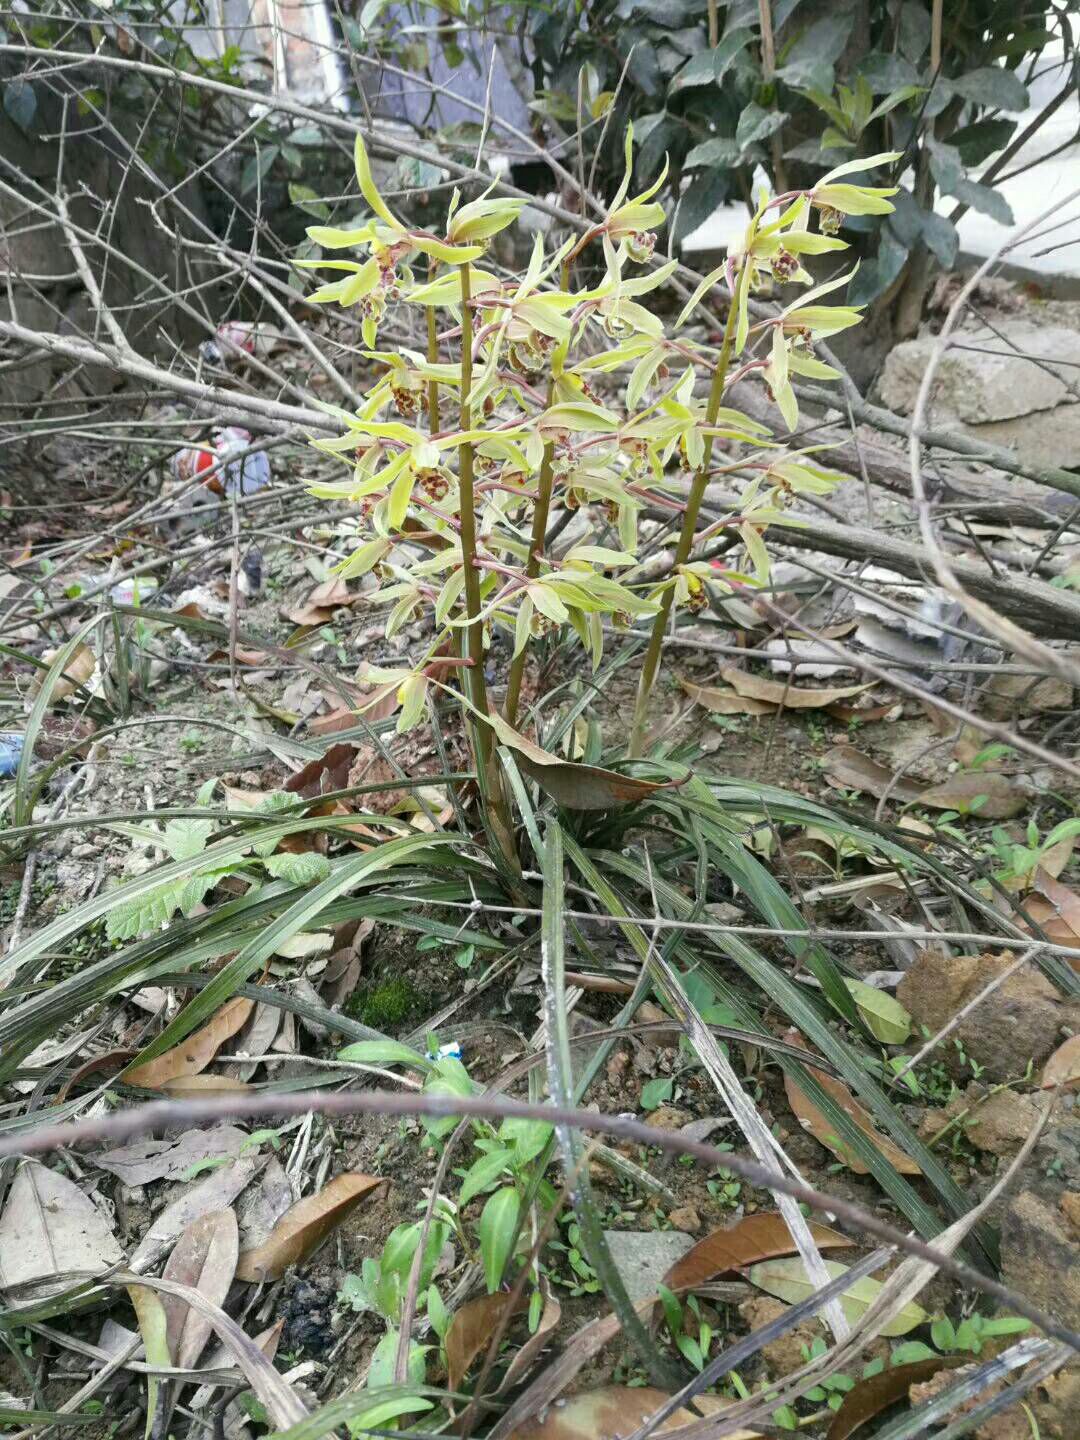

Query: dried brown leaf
left=498, top=1288, right=561, bottom=1394
left=506, top=1387, right=760, bottom=1440
left=447, top=1292, right=526, bottom=1394
left=234, top=1172, right=382, bottom=1282
left=822, top=746, right=923, bottom=804
left=96, top=1126, right=249, bottom=1186
left=783, top=1030, right=921, bottom=1176
left=162, top=1075, right=255, bottom=1096
left=915, top=770, right=1026, bottom=819
left=484, top=711, right=679, bottom=811
left=123, top=999, right=254, bottom=1090
left=0, top=1159, right=122, bottom=1296
left=661, top=1212, right=850, bottom=1293
left=32, top=642, right=96, bottom=702
left=826, top=1358, right=963, bottom=1440
left=1041, top=1034, right=1080, bottom=1090
left=679, top=680, right=775, bottom=715
left=720, top=667, right=872, bottom=709
left=162, top=1209, right=239, bottom=1369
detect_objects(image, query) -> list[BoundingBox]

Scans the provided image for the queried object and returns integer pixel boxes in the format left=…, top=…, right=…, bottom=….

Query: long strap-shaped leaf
left=13, top=616, right=99, bottom=830
left=541, top=823, right=682, bottom=1390
left=566, top=839, right=993, bottom=1267
left=119, top=833, right=454, bottom=1077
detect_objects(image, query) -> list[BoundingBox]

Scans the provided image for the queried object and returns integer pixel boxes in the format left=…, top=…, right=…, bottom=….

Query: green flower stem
left=426, top=257, right=441, bottom=432
left=504, top=391, right=555, bottom=728
left=628, top=296, right=739, bottom=757
left=456, top=262, right=515, bottom=859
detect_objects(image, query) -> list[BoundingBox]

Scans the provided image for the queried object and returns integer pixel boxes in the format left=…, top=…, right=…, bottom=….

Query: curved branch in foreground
left=0, top=1086, right=1077, bottom=1352
left=907, top=182, right=1080, bottom=690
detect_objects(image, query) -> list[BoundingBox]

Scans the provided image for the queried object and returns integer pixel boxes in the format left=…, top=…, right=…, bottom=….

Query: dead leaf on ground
left=498, top=1288, right=561, bottom=1394
left=826, top=1357, right=964, bottom=1440
left=506, top=1387, right=761, bottom=1440
left=31, top=642, right=96, bottom=702
left=661, top=1212, right=850, bottom=1293
left=123, top=998, right=254, bottom=1090
left=96, top=1126, right=250, bottom=1186
left=680, top=680, right=775, bottom=716
left=162, top=1075, right=256, bottom=1097
left=207, top=646, right=274, bottom=667
left=57, top=1048, right=135, bottom=1104
left=0, top=1160, right=122, bottom=1297
left=822, top=746, right=923, bottom=804
left=1042, top=1034, right=1080, bottom=1090
left=286, top=578, right=357, bottom=626
left=1023, top=871, right=1080, bottom=966
left=120, top=1271, right=308, bottom=1429
left=447, top=1292, right=526, bottom=1393
left=783, top=1030, right=921, bottom=1176
left=915, top=770, right=1026, bottom=819
left=130, top=1156, right=264, bottom=1272
left=235, top=1172, right=382, bottom=1281
left=162, top=1209, right=239, bottom=1369
left=720, top=666, right=873, bottom=709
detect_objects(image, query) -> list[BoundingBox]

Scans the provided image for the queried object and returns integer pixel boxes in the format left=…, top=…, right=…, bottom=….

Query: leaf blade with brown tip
left=783, top=1031, right=921, bottom=1176
left=235, top=1172, right=381, bottom=1282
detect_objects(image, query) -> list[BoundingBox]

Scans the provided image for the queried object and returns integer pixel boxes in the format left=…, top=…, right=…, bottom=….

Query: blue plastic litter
left=426, top=1041, right=463, bottom=1063
left=0, top=733, right=25, bottom=778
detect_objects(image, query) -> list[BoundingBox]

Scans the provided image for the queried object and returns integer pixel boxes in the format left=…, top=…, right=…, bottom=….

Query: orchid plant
left=299, top=134, right=898, bottom=802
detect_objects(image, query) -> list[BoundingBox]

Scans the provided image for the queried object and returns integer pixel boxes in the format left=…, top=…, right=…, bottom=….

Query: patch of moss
left=346, top=976, right=424, bottom=1029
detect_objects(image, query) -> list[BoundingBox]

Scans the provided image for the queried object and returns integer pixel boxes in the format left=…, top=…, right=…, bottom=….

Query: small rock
left=645, top=1105, right=694, bottom=1131
left=738, top=1296, right=820, bottom=1377
left=668, top=1206, right=701, bottom=1235
left=634, top=1001, right=675, bottom=1047
left=71, top=842, right=98, bottom=859
left=604, top=1229, right=695, bottom=1305
left=897, top=950, right=1064, bottom=1081
left=1001, top=1190, right=1080, bottom=1329
left=964, top=1085, right=1048, bottom=1156
left=1060, top=1190, right=1080, bottom=1238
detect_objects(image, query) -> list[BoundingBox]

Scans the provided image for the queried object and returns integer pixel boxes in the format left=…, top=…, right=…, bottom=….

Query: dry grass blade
left=123, top=998, right=255, bottom=1089
left=235, top=1172, right=382, bottom=1282
left=161, top=1209, right=239, bottom=1369
left=118, top=1270, right=308, bottom=1428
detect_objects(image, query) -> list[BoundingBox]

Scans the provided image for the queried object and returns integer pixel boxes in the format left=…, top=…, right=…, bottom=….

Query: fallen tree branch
left=0, top=318, right=334, bottom=433
left=686, top=487, right=1080, bottom=641
left=1, top=1086, right=1077, bottom=1350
